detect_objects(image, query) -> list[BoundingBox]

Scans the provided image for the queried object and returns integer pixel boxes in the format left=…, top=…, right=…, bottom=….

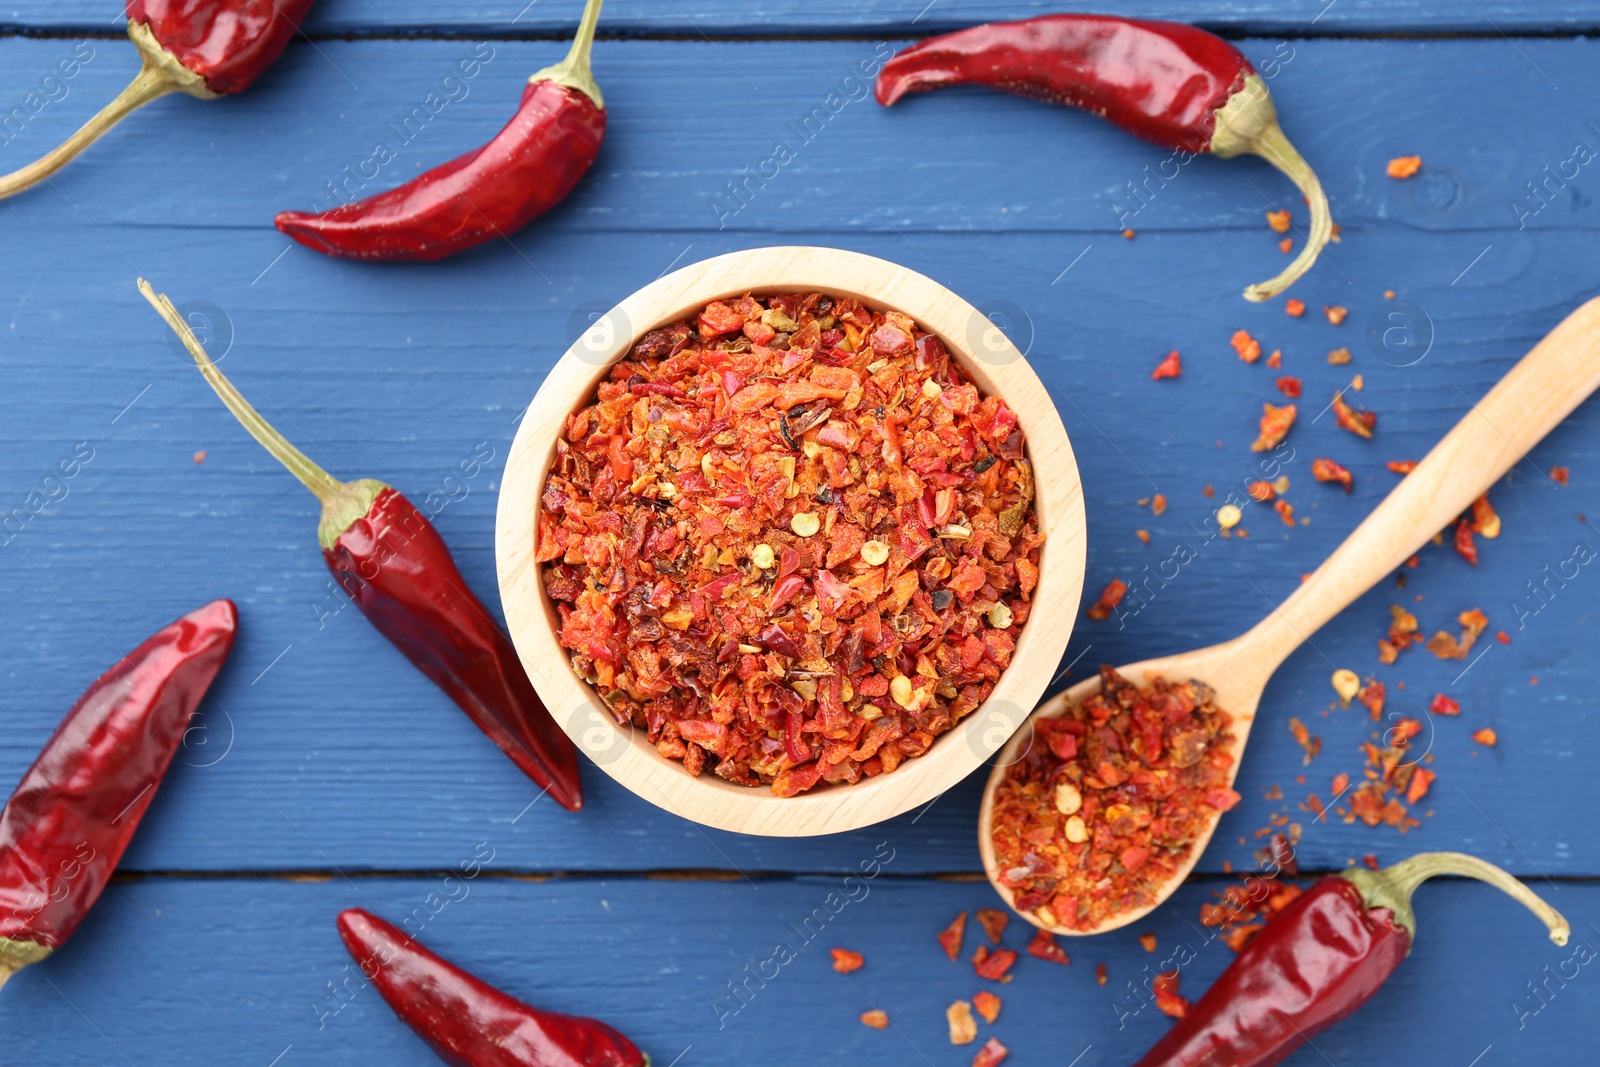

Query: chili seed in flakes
left=990, top=667, right=1239, bottom=932
left=948, top=1000, right=978, bottom=1045
left=539, top=293, right=1040, bottom=797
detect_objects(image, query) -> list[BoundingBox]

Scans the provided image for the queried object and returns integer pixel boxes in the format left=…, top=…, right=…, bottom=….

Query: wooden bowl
left=496, top=246, right=1086, bottom=836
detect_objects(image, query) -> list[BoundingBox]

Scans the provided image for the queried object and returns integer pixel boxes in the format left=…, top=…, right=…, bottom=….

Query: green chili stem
left=1240, top=120, right=1333, bottom=303
left=530, top=0, right=605, bottom=108
left=1345, top=850, right=1570, bottom=950
left=137, top=279, right=343, bottom=503
left=0, top=936, right=52, bottom=991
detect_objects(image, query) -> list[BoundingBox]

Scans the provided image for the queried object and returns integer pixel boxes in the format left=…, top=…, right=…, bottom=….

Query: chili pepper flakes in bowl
left=496, top=247, right=1086, bottom=836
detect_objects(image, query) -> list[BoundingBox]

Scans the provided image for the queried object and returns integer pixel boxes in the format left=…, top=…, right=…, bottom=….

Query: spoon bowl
left=981, top=295, right=1600, bottom=935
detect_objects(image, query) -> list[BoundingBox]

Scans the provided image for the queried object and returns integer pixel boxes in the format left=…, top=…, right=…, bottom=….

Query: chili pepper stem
left=1210, top=74, right=1332, bottom=303
left=0, top=21, right=217, bottom=202
left=136, top=279, right=388, bottom=550
left=529, top=0, right=604, bottom=108
left=1344, top=850, right=1570, bottom=951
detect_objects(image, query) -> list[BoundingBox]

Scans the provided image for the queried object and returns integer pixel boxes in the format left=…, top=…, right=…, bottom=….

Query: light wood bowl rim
left=495, top=246, right=1087, bottom=836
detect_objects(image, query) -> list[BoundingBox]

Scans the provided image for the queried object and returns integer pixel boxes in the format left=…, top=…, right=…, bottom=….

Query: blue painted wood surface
left=0, top=6, right=1596, bottom=1064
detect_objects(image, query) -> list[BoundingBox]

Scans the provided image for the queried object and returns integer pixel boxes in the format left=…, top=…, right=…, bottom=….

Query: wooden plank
left=0, top=38, right=1593, bottom=239
left=0, top=873, right=1592, bottom=1064
left=0, top=34, right=1595, bottom=878
left=2, top=1, right=1599, bottom=36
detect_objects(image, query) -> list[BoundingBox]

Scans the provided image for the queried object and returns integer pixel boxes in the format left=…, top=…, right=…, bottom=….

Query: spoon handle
left=1245, top=297, right=1600, bottom=671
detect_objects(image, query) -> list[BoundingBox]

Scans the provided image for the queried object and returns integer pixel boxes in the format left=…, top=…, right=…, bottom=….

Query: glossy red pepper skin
left=324, top=488, right=582, bottom=811
left=276, top=80, right=605, bottom=261
left=1132, top=877, right=1405, bottom=1067
left=876, top=16, right=1249, bottom=152
left=338, top=908, right=647, bottom=1067
left=128, top=0, right=316, bottom=94
left=0, top=599, right=237, bottom=987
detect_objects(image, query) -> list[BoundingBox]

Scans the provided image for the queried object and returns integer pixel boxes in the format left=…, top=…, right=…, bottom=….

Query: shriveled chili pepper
left=338, top=908, right=646, bottom=1067
left=139, top=280, right=582, bottom=810
left=0, top=1, right=314, bottom=201
left=275, top=0, right=604, bottom=261
left=1130, top=851, right=1568, bottom=1067
left=876, top=16, right=1331, bottom=302
left=0, top=599, right=236, bottom=988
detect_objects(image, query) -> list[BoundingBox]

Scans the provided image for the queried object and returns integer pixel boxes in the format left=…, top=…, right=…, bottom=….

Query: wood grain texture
left=0, top=35, right=1594, bottom=885
left=0, top=873, right=1594, bottom=1065
left=497, top=245, right=1086, bottom=836
left=3, top=2, right=1600, bottom=36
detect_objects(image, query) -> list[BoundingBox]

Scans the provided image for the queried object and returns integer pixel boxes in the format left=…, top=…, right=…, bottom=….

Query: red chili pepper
left=275, top=0, right=605, bottom=260
left=140, top=280, right=581, bottom=810
left=0, top=1, right=314, bottom=200
left=0, top=599, right=236, bottom=988
left=876, top=16, right=1330, bottom=302
left=1131, top=852, right=1568, bottom=1067
left=338, top=908, right=646, bottom=1067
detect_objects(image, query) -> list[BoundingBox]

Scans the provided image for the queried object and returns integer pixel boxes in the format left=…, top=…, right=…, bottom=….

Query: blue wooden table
left=2, top=3, right=1598, bottom=1064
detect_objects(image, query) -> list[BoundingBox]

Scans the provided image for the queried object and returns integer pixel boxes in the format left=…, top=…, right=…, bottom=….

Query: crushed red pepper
left=1027, top=928, right=1071, bottom=965
left=1312, top=457, right=1354, bottom=492
left=1377, top=604, right=1421, bottom=664
left=860, top=1009, right=890, bottom=1029
left=939, top=912, right=967, bottom=960
left=831, top=948, right=865, bottom=973
left=1151, top=350, right=1182, bottom=379
left=1552, top=466, right=1570, bottom=486
left=1429, top=693, right=1461, bottom=717
left=1331, top=393, right=1375, bottom=438
left=1453, top=517, right=1479, bottom=565
left=976, top=908, right=1009, bottom=944
left=990, top=667, right=1240, bottom=932
left=973, top=989, right=1002, bottom=1024
left=1285, top=299, right=1306, bottom=317
left=1426, top=608, right=1488, bottom=660
left=1086, top=579, right=1127, bottom=621
left=1153, top=970, right=1190, bottom=1018
left=539, top=292, right=1041, bottom=797
left=973, top=1037, right=1010, bottom=1067
left=1275, top=376, right=1301, bottom=398
left=972, top=944, right=1017, bottom=981
left=1231, top=330, right=1262, bottom=363
left=1252, top=403, right=1296, bottom=451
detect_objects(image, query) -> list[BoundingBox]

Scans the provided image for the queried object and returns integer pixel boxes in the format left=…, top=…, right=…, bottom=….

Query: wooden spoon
left=979, top=296, right=1600, bottom=935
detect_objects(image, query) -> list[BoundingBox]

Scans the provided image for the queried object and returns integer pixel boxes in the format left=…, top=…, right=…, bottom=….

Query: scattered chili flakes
left=1086, top=578, right=1128, bottom=620
left=938, top=912, right=967, bottom=961
left=1027, top=928, right=1071, bottom=965
left=1139, top=932, right=1158, bottom=953
left=1288, top=717, right=1321, bottom=763
left=1387, top=155, right=1422, bottom=179
left=1274, top=499, right=1295, bottom=526
left=1427, top=608, right=1488, bottom=660
left=1252, top=403, right=1297, bottom=451
left=1310, top=457, right=1354, bottom=493
left=1387, top=460, right=1418, bottom=475
left=976, top=908, right=1009, bottom=944
left=1232, top=330, right=1263, bottom=363
left=831, top=948, right=865, bottom=973
left=860, top=1009, right=890, bottom=1029
left=1202, top=483, right=1215, bottom=498
left=1325, top=306, right=1349, bottom=326
left=1429, top=693, right=1461, bottom=716
left=1285, top=299, right=1306, bottom=317
left=1123, top=228, right=1136, bottom=239
left=1496, top=630, right=1511, bottom=645
left=1378, top=603, right=1422, bottom=664
left=1151, top=350, right=1183, bottom=380
left=1363, top=854, right=1381, bottom=870
left=973, top=989, right=1002, bottom=1024
left=1407, top=766, right=1435, bottom=805
left=1357, top=680, right=1386, bottom=719
left=1266, top=209, right=1292, bottom=233
left=991, top=668, right=1239, bottom=932
left=1327, top=348, right=1352, bottom=366
left=1331, top=393, right=1375, bottom=438
left=1474, top=728, right=1498, bottom=747
left=1552, top=466, right=1570, bottom=486
left=192, top=450, right=207, bottom=464
left=973, top=945, right=1017, bottom=982
left=973, top=1037, right=1010, bottom=1067
left=1278, top=237, right=1293, bottom=254
left=1275, top=376, right=1302, bottom=398
left=1247, top=480, right=1276, bottom=503
left=1471, top=495, right=1501, bottom=539
left=540, top=292, right=1041, bottom=798
left=1136, top=529, right=1151, bottom=544
left=947, top=1000, right=979, bottom=1045
left=1152, top=493, right=1168, bottom=517
left=1200, top=872, right=1304, bottom=951
left=1266, top=349, right=1282, bottom=369
left=1153, top=970, right=1190, bottom=1019
left=1452, top=517, right=1479, bottom=566
left=1095, top=963, right=1109, bottom=985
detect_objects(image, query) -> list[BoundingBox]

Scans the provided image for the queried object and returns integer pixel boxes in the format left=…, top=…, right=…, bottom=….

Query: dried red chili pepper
left=0, top=600, right=236, bottom=988
left=0, top=1, right=314, bottom=200
left=876, top=16, right=1331, bottom=301
left=141, top=280, right=581, bottom=810
left=1131, top=852, right=1567, bottom=1067
left=276, top=0, right=604, bottom=260
left=338, top=908, right=646, bottom=1067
